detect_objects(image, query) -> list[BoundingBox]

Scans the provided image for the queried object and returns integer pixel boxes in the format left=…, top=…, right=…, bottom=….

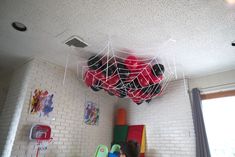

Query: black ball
left=136, top=100, right=143, bottom=105
left=100, top=64, right=107, bottom=76
left=118, top=93, right=126, bottom=98
left=90, top=79, right=103, bottom=91
left=117, top=88, right=127, bottom=98
left=127, top=81, right=134, bottom=90
left=145, top=99, right=152, bottom=103
left=102, top=63, right=117, bottom=76
left=127, top=79, right=141, bottom=90
left=134, top=78, right=141, bottom=89
left=152, top=64, right=165, bottom=76
left=141, top=84, right=154, bottom=94
left=88, top=56, right=102, bottom=70
left=117, top=63, right=130, bottom=79
left=141, top=86, right=148, bottom=93
left=115, top=81, right=123, bottom=88
left=93, top=80, right=103, bottom=90
left=107, top=90, right=115, bottom=96
left=151, top=84, right=161, bottom=94
left=90, top=86, right=101, bottom=92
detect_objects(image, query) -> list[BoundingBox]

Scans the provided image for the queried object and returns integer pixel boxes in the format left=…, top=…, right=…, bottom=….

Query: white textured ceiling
left=0, top=0, right=235, bottom=78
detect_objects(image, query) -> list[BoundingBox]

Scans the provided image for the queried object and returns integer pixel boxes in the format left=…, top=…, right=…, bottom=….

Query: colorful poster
left=84, top=101, right=99, bottom=125
left=30, top=89, right=54, bottom=117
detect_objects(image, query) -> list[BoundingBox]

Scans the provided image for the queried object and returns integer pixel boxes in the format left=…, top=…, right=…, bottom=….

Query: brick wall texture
left=117, top=80, right=196, bottom=157
left=1, top=59, right=116, bottom=157
left=0, top=63, right=31, bottom=157
left=0, top=79, right=9, bottom=115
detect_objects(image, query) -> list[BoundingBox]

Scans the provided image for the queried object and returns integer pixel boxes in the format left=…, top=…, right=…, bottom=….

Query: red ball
left=126, top=72, right=137, bottom=82
left=149, top=73, right=163, bottom=84
left=102, top=74, right=120, bottom=90
left=141, top=92, right=153, bottom=100
left=137, top=73, right=150, bottom=87
left=84, top=70, right=96, bottom=87
left=142, top=66, right=152, bottom=77
left=138, top=90, right=147, bottom=99
left=127, top=90, right=135, bottom=98
left=102, top=81, right=109, bottom=90
left=132, top=89, right=142, bottom=98
left=132, top=97, right=143, bottom=104
left=124, top=55, right=138, bottom=72
left=107, top=74, right=120, bottom=86
left=94, top=70, right=105, bottom=81
left=136, top=61, right=147, bottom=71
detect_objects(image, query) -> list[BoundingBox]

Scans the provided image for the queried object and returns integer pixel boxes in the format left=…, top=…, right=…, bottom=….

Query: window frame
left=200, top=90, right=235, bottom=100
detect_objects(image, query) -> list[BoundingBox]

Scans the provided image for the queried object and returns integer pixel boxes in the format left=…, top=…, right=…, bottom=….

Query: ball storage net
left=82, top=43, right=175, bottom=105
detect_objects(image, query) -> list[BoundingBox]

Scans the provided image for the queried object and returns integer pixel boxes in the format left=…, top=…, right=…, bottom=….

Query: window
left=201, top=91, right=235, bottom=157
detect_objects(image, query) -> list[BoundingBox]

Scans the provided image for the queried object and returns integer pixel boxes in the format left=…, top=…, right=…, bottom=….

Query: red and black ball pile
left=84, top=55, right=165, bottom=105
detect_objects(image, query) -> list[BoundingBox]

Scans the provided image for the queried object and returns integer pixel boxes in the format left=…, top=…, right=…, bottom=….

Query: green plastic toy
left=110, top=144, right=121, bottom=153
left=94, top=145, right=109, bottom=157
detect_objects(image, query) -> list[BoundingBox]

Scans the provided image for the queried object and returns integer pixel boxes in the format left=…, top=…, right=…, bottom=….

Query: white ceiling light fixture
left=225, top=0, right=235, bottom=5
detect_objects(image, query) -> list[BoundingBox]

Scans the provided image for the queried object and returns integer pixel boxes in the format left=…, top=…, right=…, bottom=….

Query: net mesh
left=82, top=43, right=175, bottom=104
left=36, top=139, right=52, bottom=151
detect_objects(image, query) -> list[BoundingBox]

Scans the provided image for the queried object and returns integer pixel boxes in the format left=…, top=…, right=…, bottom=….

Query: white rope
left=77, top=60, right=79, bottom=79
left=106, top=42, right=110, bottom=80
left=63, top=47, right=71, bottom=85
left=173, top=53, right=177, bottom=80
left=182, top=70, right=188, bottom=96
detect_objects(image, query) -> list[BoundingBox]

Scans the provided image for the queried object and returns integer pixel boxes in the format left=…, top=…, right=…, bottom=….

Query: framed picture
left=30, top=89, right=54, bottom=117
left=84, top=100, right=99, bottom=125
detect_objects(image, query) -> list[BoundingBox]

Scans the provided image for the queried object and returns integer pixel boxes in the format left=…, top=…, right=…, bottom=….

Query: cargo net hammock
left=82, top=44, right=175, bottom=105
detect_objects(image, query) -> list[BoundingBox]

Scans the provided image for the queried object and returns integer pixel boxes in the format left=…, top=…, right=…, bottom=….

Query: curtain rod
left=199, top=82, right=235, bottom=94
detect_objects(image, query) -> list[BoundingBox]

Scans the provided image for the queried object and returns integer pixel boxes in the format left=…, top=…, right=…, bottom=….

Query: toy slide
left=94, top=145, right=109, bottom=157
left=94, top=144, right=120, bottom=157
left=109, top=144, right=121, bottom=157
left=110, top=144, right=121, bottom=153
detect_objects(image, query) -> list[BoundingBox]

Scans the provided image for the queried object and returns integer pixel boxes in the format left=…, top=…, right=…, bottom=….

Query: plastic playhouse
left=94, top=108, right=146, bottom=157
left=94, top=144, right=121, bottom=157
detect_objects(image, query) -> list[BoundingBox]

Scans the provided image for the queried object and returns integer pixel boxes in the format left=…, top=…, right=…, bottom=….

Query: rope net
left=82, top=43, right=175, bottom=105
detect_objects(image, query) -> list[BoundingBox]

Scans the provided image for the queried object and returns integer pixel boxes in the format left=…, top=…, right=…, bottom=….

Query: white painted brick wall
left=117, top=80, right=196, bottom=157
left=0, top=63, right=31, bottom=157
left=0, top=74, right=12, bottom=115
left=9, top=59, right=117, bottom=157
left=0, top=85, right=8, bottom=114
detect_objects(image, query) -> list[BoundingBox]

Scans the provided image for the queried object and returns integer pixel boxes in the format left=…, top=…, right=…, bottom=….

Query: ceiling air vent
left=65, top=36, right=88, bottom=48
